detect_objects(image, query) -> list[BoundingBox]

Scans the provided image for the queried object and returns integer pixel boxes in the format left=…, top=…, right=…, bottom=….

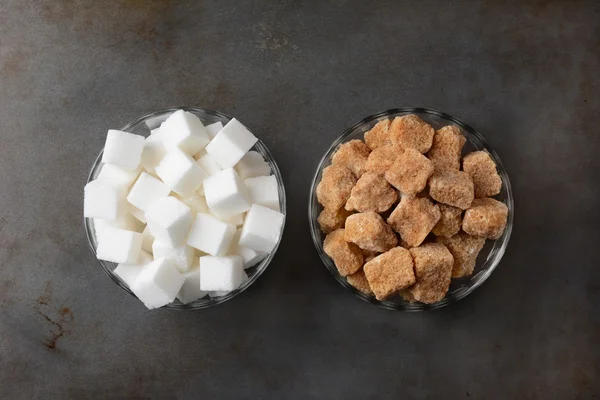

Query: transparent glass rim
left=308, top=107, right=514, bottom=311
left=84, top=106, right=287, bottom=310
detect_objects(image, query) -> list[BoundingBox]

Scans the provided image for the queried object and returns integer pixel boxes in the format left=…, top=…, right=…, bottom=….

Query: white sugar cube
left=96, top=227, right=143, bottom=264
left=130, top=258, right=185, bottom=309
left=244, top=175, right=280, bottom=211
left=193, top=148, right=207, bottom=161
left=113, top=250, right=153, bottom=287
left=141, top=134, right=166, bottom=173
left=205, top=118, right=258, bottom=168
left=176, top=194, right=208, bottom=215
left=127, top=172, right=171, bottom=212
left=152, top=241, right=194, bottom=273
left=229, top=229, right=267, bottom=269
left=145, top=196, right=193, bottom=247
left=237, top=246, right=267, bottom=269
left=212, top=211, right=245, bottom=227
left=204, top=168, right=250, bottom=218
left=141, top=225, right=155, bottom=253
left=199, top=255, right=244, bottom=291
left=197, top=153, right=222, bottom=176
left=235, top=151, right=271, bottom=179
left=84, top=180, right=124, bottom=220
left=205, top=121, right=223, bottom=139
left=187, top=213, right=236, bottom=256
left=209, top=290, right=230, bottom=298
left=94, top=213, right=145, bottom=243
left=129, top=205, right=146, bottom=223
left=239, top=204, right=284, bottom=253
left=160, top=110, right=210, bottom=155
left=156, top=150, right=207, bottom=196
left=97, top=164, right=141, bottom=190
left=101, top=130, right=146, bottom=170
left=177, top=267, right=208, bottom=304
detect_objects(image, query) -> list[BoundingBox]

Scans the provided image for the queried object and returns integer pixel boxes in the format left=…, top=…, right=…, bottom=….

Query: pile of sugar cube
left=84, top=110, right=285, bottom=309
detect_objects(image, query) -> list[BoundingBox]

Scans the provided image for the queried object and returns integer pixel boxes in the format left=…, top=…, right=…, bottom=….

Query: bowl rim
left=84, top=106, right=287, bottom=310
left=308, top=107, right=514, bottom=311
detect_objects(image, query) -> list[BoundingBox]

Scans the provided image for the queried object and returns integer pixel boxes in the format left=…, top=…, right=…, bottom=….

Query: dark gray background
left=1, top=1, right=598, bottom=399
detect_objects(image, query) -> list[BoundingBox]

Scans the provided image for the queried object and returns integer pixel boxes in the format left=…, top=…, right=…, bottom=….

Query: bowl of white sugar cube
left=84, top=107, right=286, bottom=310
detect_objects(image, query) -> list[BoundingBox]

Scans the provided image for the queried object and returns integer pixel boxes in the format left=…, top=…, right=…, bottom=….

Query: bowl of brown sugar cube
left=308, top=108, right=513, bottom=310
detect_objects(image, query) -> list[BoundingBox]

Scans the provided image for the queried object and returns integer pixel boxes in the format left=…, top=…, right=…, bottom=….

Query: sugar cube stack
left=84, top=110, right=285, bottom=310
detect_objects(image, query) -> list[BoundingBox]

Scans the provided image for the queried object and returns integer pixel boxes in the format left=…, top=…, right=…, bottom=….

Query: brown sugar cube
left=323, top=229, right=364, bottom=276
left=317, top=207, right=353, bottom=234
left=462, top=151, right=502, bottom=198
left=428, top=125, right=466, bottom=171
left=331, top=139, right=370, bottom=178
left=462, top=198, right=508, bottom=240
left=364, top=247, right=416, bottom=300
left=399, top=237, right=412, bottom=249
left=364, top=254, right=378, bottom=263
left=399, top=288, right=417, bottom=303
left=364, top=144, right=403, bottom=175
left=346, top=269, right=374, bottom=296
left=364, top=119, right=392, bottom=150
left=361, top=248, right=380, bottom=263
left=437, top=232, right=486, bottom=278
left=345, top=172, right=398, bottom=213
left=316, top=165, right=357, bottom=210
left=409, top=243, right=453, bottom=304
left=389, top=114, right=435, bottom=153
left=344, top=212, right=398, bottom=253
left=385, top=148, right=434, bottom=195
left=428, top=169, right=474, bottom=210
left=387, top=196, right=441, bottom=248
left=431, top=204, right=462, bottom=238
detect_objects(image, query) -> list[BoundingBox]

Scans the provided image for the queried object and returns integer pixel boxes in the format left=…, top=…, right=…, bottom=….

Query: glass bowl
left=308, top=107, right=513, bottom=311
left=85, top=107, right=287, bottom=310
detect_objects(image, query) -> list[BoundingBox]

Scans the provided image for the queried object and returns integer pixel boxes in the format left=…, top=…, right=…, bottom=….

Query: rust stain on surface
left=37, top=307, right=74, bottom=350
left=33, top=282, right=74, bottom=351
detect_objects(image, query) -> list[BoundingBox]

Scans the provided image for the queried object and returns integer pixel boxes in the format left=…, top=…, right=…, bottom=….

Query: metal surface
left=0, top=1, right=598, bottom=398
